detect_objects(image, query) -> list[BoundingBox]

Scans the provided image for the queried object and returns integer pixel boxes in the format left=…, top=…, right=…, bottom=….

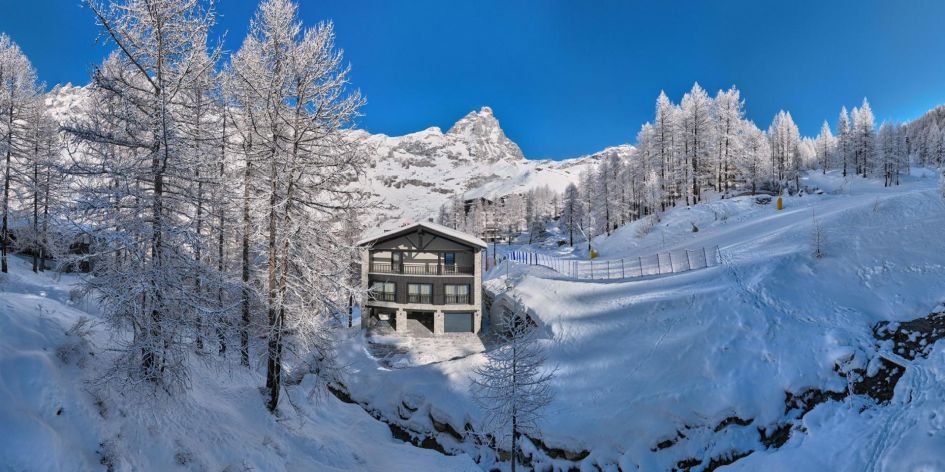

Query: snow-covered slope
left=340, top=169, right=945, bottom=470
left=0, top=256, right=478, bottom=471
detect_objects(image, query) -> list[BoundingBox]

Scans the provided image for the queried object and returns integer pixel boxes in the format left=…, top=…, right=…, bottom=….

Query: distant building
left=358, top=222, right=486, bottom=335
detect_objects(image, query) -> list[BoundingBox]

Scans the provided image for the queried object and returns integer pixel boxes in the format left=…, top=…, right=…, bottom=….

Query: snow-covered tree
left=652, top=91, right=677, bottom=208
left=768, top=110, right=801, bottom=191
left=472, top=300, right=554, bottom=472
left=64, top=0, right=223, bottom=387
left=713, top=86, right=744, bottom=194
left=678, top=83, right=713, bottom=203
left=0, top=33, right=42, bottom=273
left=837, top=107, right=851, bottom=177
left=737, top=122, right=771, bottom=195
left=814, top=121, right=835, bottom=174
left=851, top=98, right=876, bottom=177
left=227, top=0, right=365, bottom=412
left=559, top=183, right=581, bottom=247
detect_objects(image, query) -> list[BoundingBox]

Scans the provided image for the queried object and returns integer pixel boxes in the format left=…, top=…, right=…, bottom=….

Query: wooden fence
left=504, top=246, right=721, bottom=281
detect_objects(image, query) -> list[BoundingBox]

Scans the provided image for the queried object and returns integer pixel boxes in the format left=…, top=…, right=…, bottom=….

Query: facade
left=358, top=221, right=487, bottom=335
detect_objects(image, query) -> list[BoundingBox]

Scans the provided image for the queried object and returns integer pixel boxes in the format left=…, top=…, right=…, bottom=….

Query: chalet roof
left=356, top=221, right=488, bottom=249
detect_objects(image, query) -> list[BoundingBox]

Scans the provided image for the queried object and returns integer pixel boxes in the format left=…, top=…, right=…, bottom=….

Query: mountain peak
left=446, top=106, right=524, bottom=162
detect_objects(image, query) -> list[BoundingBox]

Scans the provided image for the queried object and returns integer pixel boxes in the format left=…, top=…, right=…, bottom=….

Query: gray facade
left=359, top=222, right=485, bottom=335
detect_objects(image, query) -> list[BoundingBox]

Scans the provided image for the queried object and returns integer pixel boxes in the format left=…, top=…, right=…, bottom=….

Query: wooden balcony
left=370, top=262, right=474, bottom=276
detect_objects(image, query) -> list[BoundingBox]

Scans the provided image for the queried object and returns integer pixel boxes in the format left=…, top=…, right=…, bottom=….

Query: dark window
left=407, top=283, right=432, bottom=304
left=444, top=252, right=456, bottom=266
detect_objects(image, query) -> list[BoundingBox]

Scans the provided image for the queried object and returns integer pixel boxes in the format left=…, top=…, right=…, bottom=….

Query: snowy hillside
left=337, top=169, right=945, bottom=471
left=0, top=256, right=479, bottom=471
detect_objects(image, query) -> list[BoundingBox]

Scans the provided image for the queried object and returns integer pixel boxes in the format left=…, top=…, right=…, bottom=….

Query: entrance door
left=444, top=313, right=474, bottom=333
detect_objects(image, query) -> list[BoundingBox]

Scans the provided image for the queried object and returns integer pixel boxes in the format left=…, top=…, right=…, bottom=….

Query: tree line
left=0, top=0, right=364, bottom=412
left=555, top=84, right=917, bottom=246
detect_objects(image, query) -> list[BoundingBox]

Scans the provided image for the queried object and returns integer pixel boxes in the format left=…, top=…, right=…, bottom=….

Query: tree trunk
left=240, top=141, right=252, bottom=367
left=1, top=106, right=13, bottom=274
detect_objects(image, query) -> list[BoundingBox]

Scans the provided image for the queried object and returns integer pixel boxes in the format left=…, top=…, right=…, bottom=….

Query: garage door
left=444, top=313, right=473, bottom=333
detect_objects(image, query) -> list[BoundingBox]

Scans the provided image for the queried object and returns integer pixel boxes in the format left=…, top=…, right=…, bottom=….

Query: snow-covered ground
left=0, top=256, right=478, bottom=471
left=340, top=169, right=945, bottom=470
left=4, top=169, right=945, bottom=471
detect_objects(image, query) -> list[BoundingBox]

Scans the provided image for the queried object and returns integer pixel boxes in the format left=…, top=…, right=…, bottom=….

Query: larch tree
left=228, top=0, right=365, bottom=412
left=678, top=83, right=713, bottom=204
left=852, top=98, right=876, bottom=178
left=472, top=301, right=554, bottom=472
left=837, top=106, right=851, bottom=177
left=652, top=91, right=677, bottom=209
left=713, top=86, right=744, bottom=194
left=0, top=34, right=42, bottom=274
left=559, top=183, right=581, bottom=247
left=64, top=0, right=222, bottom=387
left=814, top=120, right=835, bottom=174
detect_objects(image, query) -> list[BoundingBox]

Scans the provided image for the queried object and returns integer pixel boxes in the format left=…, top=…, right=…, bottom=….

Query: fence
left=504, top=246, right=721, bottom=281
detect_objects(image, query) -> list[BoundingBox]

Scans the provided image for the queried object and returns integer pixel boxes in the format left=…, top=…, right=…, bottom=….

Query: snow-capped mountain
left=43, top=85, right=632, bottom=229
left=358, top=106, right=632, bottom=228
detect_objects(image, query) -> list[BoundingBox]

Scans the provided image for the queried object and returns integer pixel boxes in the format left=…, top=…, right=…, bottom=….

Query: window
left=371, top=281, right=395, bottom=302
left=444, top=284, right=470, bottom=304
left=407, top=283, right=432, bottom=304
left=391, top=251, right=402, bottom=271
left=444, top=252, right=455, bottom=266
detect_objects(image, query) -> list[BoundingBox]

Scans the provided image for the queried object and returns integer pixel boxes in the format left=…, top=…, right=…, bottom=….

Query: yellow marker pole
left=776, top=196, right=783, bottom=210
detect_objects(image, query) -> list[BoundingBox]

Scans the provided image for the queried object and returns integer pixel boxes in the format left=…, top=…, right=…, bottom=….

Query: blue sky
left=2, top=1, right=945, bottom=159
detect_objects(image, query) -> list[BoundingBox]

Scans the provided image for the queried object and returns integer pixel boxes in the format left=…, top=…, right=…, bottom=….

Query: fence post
left=590, top=261, right=594, bottom=279
left=716, top=246, right=722, bottom=265
left=703, top=247, right=709, bottom=269
left=686, top=250, right=693, bottom=271
left=667, top=252, right=673, bottom=273
left=607, top=260, right=611, bottom=279
left=621, top=259, right=625, bottom=278
left=639, top=256, right=645, bottom=276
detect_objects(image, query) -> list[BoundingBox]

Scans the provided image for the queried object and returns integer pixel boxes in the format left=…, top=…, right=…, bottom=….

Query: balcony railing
left=407, top=294, right=432, bottom=304
left=444, top=294, right=470, bottom=304
left=371, top=292, right=396, bottom=302
left=370, top=262, right=474, bottom=276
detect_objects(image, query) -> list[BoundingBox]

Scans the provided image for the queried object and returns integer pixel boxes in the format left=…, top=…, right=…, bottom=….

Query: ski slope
left=343, top=169, right=945, bottom=470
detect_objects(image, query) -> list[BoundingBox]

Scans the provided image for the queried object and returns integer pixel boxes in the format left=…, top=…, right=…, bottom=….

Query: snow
left=0, top=256, right=478, bottom=471
left=340, top=169, right=945, bottom=470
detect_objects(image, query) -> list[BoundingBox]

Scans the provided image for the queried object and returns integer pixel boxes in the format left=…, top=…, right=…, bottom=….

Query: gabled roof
left=357, top=221, right=488, bottom=249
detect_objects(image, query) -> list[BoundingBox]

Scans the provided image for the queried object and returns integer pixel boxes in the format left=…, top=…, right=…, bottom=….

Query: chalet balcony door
left=392, top=251, right=403, bottom=273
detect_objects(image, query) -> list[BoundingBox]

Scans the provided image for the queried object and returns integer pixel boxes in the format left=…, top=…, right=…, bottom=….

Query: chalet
left=358, top=221, right=487, bottom=335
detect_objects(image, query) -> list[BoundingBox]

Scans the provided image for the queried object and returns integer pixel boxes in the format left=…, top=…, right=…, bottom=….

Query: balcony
left=444, top=294, right=470, bottom=304
left=370, top=262, right=474, bottom=276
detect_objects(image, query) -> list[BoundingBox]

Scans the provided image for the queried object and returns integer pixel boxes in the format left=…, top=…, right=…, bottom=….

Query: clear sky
left=2, top=1, right=945, bottom=159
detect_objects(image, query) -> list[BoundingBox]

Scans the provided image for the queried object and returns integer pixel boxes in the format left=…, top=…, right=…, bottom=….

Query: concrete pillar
left=395, top=308, right=407, bottom=333
left=433, top=310, right=444, bottom=335
left=360, top=249, right=370, bottom=331
left=473, top=310, right=482, bottom=334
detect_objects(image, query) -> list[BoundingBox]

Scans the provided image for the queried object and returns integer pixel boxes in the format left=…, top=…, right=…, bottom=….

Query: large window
left=444, top=252, right=455, bottom=266
left=444, top=284, right=470, bottom=304
left=407, top=283, right=433, bottom=304
left=371, top=281, right=395, bottom=302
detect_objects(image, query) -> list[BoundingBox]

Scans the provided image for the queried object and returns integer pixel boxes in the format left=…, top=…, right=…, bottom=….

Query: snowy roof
left=356, top=221, right=487, bottom=249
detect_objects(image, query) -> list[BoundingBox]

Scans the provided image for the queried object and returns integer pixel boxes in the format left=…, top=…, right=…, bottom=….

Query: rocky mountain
left=359, top=107, right=632, bottom=228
